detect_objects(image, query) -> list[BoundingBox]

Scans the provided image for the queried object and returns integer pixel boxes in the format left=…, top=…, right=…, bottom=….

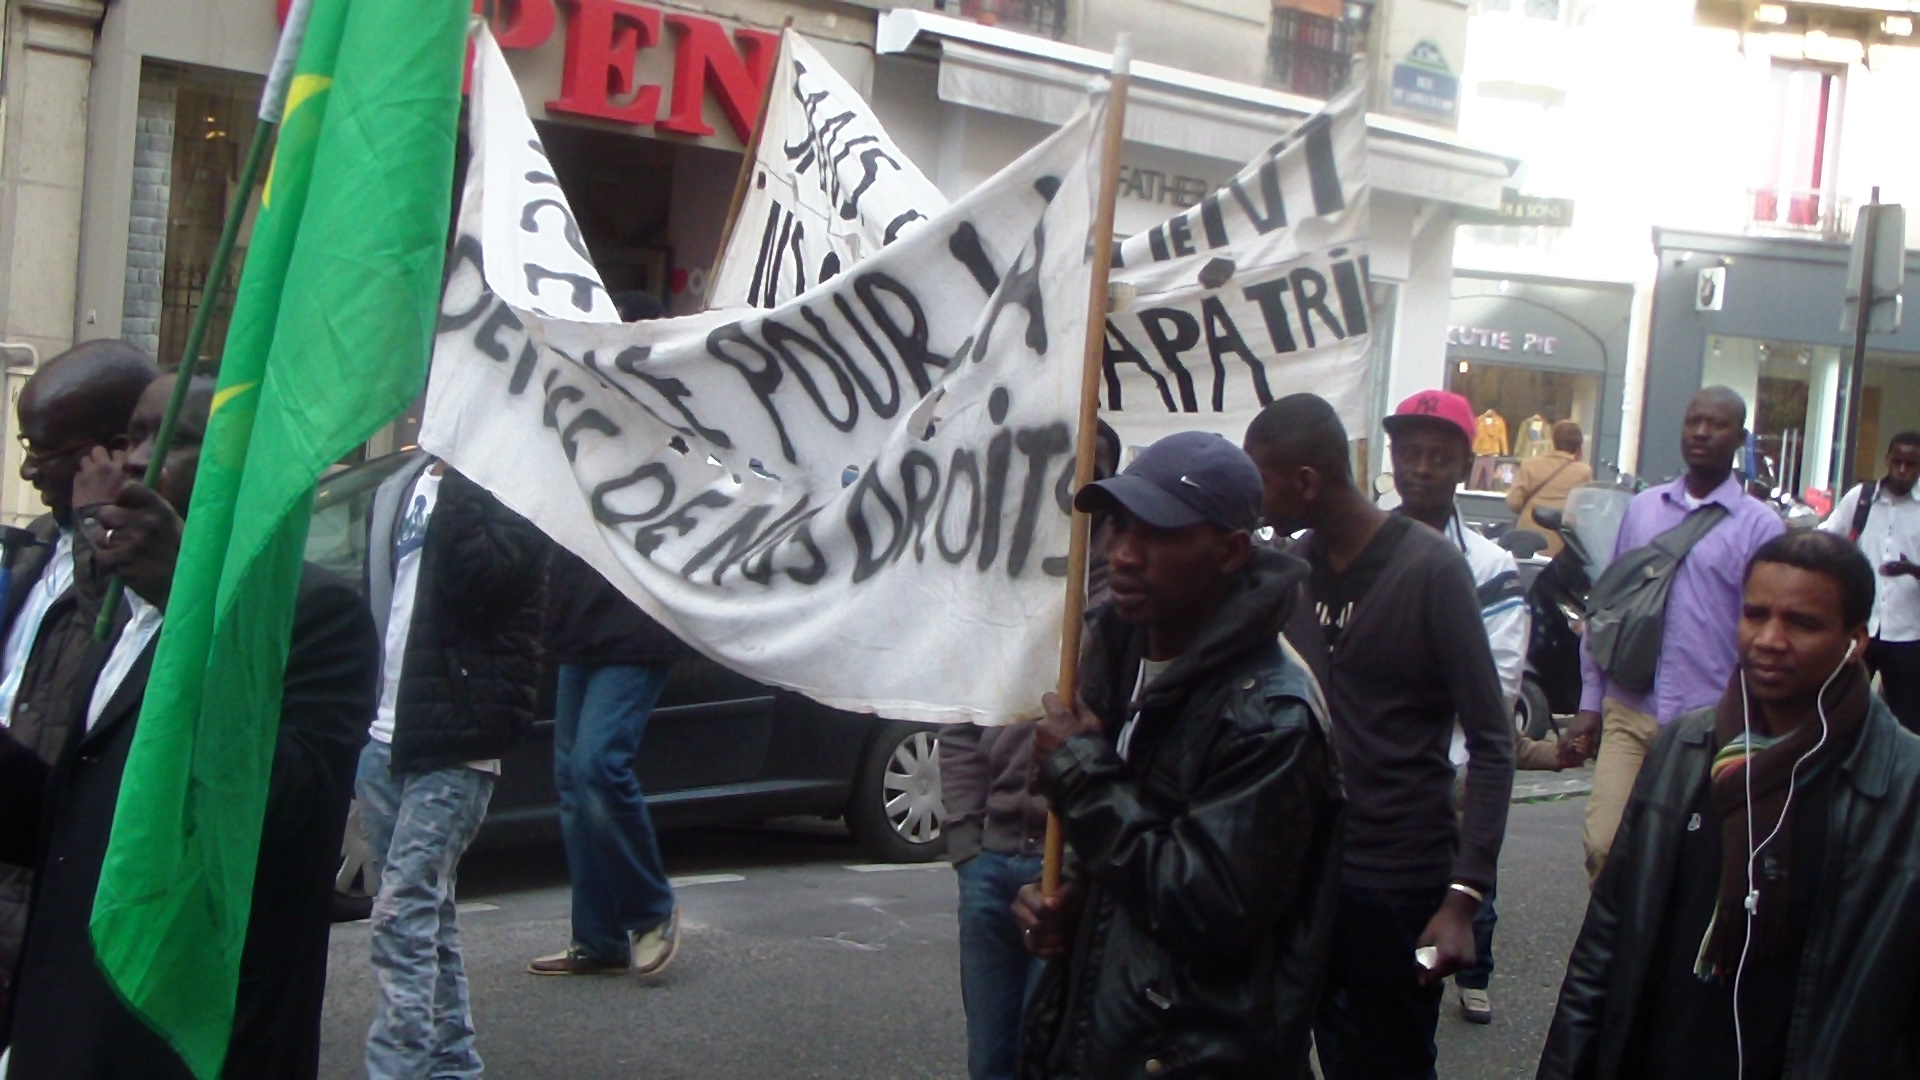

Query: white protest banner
left=424, top=29, right=1109, bottom=725
left=707, top=30, right=950, bottom=311
left=1103, top=88, right=1371, bottom=444
left=467, top=29, right=620, bottom=324
left=707, top=57, right=1372, bottom=442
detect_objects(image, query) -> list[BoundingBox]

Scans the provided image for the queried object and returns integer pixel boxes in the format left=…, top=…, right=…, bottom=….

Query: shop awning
left=876, top=9, right=1517, bottom=211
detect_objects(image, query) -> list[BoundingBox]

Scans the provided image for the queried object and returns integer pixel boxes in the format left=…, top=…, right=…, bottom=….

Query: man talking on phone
left=1539, top=531, right=1920, bottom=1079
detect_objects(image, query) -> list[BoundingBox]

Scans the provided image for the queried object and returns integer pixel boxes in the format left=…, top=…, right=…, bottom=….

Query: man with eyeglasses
left=0, top=339, right=156, bottom=1043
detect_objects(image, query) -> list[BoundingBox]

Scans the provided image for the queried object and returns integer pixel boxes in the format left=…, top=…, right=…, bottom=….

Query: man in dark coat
left=0, top=373, right=379, bottom=1078
left=356, top=453, right=545, bottom=1079
left=1538, top=530, right=1920, bottom=1079
left=1014, top=431, right=1344, bottom=1079
left=0, top=340, right=156, bottom=1027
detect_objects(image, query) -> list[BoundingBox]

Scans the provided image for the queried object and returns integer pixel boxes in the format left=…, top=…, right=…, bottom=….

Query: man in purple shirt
left=1560, top=387, right=1784, bottom=882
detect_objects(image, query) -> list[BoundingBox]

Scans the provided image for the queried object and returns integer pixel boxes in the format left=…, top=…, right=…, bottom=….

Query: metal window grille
left=1268, top=7, right=1357, bottom=98
left=951, top=0, right=1068, bottom=39
left=157, top=263, right=239, bottom=375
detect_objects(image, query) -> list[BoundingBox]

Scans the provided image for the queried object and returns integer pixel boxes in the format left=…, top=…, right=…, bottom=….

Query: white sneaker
left=1459, top=985, right=1493, bottom=1024
left=629, top=908, right=680, bottom=978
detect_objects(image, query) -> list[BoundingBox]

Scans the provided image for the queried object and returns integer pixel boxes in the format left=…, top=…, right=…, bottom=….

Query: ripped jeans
left=356, top=738, right=494, bottom=1080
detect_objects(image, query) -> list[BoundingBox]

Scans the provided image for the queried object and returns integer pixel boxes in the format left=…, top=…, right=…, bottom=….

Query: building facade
left=1452, top=0, right=1919, bottom=487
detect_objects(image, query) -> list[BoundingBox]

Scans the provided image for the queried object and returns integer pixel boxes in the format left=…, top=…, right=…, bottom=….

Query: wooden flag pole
left=703, top=18, right=792, bottom=311
left=1042, top=36, right=1132, bottom=898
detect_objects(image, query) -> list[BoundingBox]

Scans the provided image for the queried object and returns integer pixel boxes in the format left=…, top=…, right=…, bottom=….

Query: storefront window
left=1701, top=335, right=1839, bottom=496
left=150, top=63, right=265, bottom=373
left=1704, top=336, right=1920, bottom=498
left=1445, top=362, right=1598, bottom=491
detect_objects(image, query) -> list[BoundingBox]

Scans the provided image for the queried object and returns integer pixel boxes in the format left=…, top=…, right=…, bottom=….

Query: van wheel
left=1516, top=678, right=1555, bottom=742
left=847, top=722, right=947, bottom=863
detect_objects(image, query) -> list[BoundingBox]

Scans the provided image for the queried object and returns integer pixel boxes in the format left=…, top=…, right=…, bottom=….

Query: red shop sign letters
left=276, top=0, right=778, bottom=143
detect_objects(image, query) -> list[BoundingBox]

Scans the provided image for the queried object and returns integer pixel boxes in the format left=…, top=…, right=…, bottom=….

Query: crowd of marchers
left=3, top=335, right=1920, bottom=1080
left=954, top=387, right=1920, bottom=1080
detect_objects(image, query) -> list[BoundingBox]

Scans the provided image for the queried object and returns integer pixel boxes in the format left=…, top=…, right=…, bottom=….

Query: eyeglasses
left=15, top=434, right=94, bottom=464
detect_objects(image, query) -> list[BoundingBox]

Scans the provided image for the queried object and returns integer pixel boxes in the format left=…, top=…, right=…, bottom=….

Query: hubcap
left=882, top=731, right=945, bottom=845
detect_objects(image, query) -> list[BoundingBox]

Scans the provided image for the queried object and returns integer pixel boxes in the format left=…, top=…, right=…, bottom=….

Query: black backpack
left=1585, top=505, right=1730, bottom=693
left=1848, top=480, right=1880, bottom=543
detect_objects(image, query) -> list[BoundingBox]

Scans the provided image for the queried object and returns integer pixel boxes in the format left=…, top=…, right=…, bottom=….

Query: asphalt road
left=318, top=797, right=1592, bottom=1079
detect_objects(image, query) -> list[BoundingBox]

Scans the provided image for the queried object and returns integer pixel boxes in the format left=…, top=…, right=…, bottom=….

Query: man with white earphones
left=1538, top=530, right=1920, bottom=1080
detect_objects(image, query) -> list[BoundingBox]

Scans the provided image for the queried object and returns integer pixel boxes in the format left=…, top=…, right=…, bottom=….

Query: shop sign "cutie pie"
left=1446, top=325, right=1559, bottom=355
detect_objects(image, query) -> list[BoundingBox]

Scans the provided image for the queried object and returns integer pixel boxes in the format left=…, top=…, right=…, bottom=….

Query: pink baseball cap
left=1383, top=389, right=1476, bottom=446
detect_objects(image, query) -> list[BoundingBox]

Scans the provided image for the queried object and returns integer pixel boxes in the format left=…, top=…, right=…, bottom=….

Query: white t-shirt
left=1821, top=481, right=1920, bottom=641
left=370, top=470, right=499, bottom=774
left=0, top=531, right=72, bottom=726
left=1115, top=656, right=1175, bottom=761
left=371, top=471, right=440, bottom=745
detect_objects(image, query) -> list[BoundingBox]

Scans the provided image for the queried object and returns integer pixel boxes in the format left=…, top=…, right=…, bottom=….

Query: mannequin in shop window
left=1515, top=414, right=1552, bottom=459
left=1471, top=410, right=1508, bottom=490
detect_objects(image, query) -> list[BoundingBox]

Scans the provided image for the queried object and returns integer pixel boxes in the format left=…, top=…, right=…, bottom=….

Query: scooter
left=1499, top=505, right=1594, bottom=741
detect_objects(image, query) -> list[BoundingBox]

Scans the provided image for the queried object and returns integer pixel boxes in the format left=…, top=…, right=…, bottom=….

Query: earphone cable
left=1731, top=641, right=1851, bottom=1078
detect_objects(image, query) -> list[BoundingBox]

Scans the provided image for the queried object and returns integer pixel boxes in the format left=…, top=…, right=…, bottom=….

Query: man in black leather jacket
left=1539, top=530, right=1920, bottom=1079
left=1013, top=431, right=1344, bottom=1080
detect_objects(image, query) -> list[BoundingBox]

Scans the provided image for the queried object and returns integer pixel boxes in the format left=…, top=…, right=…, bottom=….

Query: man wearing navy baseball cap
left=1014, top=431, right=1345, bottom=1079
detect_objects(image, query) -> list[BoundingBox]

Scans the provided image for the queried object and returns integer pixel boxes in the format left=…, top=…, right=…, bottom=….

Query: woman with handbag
left=1507, top=421, right=1592, bottom=555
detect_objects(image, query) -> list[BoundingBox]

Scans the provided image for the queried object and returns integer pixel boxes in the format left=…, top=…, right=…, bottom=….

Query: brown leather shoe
left=527, top=947, right=628, bottom=976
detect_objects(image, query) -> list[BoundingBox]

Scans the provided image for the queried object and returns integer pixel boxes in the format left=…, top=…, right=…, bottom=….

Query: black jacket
left=370, top=460, right=546, bottom=774
left=0, top=565, right=378, bottom=1079
left=546, top=546, right=684, bottom=668
left=1538, top=696, right=1920, bottom=1079
left=1023, top=550, right=1345, bottom=1080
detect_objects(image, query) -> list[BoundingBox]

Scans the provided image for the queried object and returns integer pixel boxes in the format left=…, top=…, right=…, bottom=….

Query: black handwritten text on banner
left=1108, top=95, right=1372, bottom=445
left=424, top=27, right=1105, bottom=725
left=707, top=31, right=947, bottom=311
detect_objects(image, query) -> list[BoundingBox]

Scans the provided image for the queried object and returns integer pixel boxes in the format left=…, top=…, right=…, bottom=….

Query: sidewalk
left=1513, top=765, right=1593, bottom=804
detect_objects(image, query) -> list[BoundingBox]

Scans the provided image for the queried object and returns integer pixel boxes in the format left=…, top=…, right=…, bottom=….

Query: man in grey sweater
left=940, top=423, right=1119, bottom=1080
left=1245, top=393, right=1514, bottom=1080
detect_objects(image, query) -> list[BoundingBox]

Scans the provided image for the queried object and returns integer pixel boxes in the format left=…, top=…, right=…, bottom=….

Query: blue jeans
left=356, top=739, right=494, bottom=1080
left=1314, top=884, right=1447, bottom=1080
left=956, top=851, right=1043, bottom=1080
left=1454, top=889, right=1497, bottom=991
left=554, top=664, right=676, bottom=959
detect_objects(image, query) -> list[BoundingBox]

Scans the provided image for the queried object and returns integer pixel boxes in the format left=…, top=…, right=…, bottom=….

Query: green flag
left=88, top=0, right=468, bottom=1074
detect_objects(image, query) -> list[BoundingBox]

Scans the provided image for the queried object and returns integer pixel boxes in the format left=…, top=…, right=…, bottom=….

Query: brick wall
left=121, top=65, right=175, bottom=358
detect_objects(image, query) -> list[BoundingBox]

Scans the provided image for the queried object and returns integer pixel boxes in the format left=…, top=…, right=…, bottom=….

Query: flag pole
left=1042, top=36, right=1131, bottom=898
left=703, top=18, right=793, bottom=311
left=93, top=0, right=314, bottom=641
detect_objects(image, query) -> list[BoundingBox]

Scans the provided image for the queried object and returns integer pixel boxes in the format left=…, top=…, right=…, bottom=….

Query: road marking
left=457, top=902, right=500, bottom=914
left=670, top=873, right=747, bottom=888
left=844, top=863, right=952, bottom=874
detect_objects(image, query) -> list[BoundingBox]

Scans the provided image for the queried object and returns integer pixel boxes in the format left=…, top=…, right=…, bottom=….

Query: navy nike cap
left=1074, top=431, right=1263, bottom=533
